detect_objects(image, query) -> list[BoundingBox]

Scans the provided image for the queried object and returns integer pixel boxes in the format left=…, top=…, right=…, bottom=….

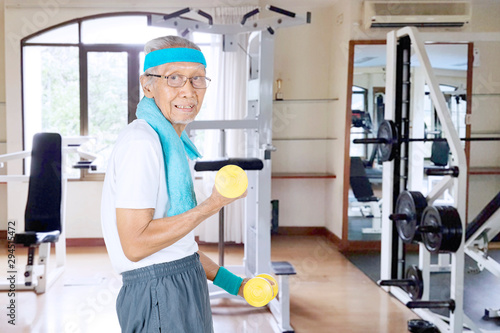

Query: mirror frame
left=341, top=40, right=473, bottom=251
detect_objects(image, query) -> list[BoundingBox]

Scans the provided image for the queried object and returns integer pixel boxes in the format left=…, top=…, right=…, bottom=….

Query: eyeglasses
left=146, top=74, right=211, bottom=89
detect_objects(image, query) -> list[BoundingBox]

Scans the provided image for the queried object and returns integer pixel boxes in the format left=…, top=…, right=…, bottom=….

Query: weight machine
left=379, top=27, right=469, bottom=333
left=0, top=136, right=96, bottom=294
left=353, top=27, right=500, bottom=332
left=149, top=6, right=310, bottom=332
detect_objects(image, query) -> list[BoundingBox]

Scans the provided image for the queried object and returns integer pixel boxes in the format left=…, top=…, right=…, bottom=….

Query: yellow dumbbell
left=257, top=274, right=278, bottom=301
left=215, top=165, right=248, bottom=198
left=243, top=274, right=279, bottom=307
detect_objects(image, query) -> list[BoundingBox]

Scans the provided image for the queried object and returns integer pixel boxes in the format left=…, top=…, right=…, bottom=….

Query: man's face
left=142, top=62, right=207, bottom=134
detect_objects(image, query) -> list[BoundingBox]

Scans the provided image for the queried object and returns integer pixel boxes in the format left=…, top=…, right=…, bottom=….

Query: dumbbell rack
left=379, top=27, right=472, bottom=332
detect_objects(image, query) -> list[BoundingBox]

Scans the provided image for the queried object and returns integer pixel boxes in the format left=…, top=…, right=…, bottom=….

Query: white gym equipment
left=149, top=6, right=310, bottom=332
left=0, top=136, right=96, bottom=294
left=377, top=26, right=500, bottom=333
left=380, top=27, right=470, bottom=333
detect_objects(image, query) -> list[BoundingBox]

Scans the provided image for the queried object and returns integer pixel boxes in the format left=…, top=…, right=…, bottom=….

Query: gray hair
left=145, top=35, right=200, bottom=55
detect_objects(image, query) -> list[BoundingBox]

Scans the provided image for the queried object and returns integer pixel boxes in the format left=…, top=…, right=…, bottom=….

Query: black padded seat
left=14, top=231, right=60, bottom=247
left=195, top=158, right=264, bottom=172
left=271, top=261, right=296, bottom=275
left=350, top=157, right=378, bottom=202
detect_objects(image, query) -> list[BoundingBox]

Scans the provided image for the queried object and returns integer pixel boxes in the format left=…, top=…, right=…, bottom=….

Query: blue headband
left=143, top=47, right=207, bottom=71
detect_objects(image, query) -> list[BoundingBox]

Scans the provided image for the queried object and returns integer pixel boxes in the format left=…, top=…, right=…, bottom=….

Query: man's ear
left=140, top=75, right=154, bottom=98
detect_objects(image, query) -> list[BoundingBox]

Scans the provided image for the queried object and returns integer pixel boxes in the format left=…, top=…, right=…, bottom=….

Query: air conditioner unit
left=364, top=1, right=471, bottom=29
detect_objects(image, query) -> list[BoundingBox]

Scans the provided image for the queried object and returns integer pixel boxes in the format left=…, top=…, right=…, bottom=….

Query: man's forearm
left=117, top=195, right=226, bottom=262
left=198, top=251, right=220, bottom=281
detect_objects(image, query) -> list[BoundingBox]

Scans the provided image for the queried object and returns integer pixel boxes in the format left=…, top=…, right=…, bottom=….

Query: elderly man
left=101, top=35, right=249, bottom=332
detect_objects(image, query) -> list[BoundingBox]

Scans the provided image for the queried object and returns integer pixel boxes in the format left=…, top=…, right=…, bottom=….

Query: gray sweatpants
left=116, top=253, right=214, bottom=333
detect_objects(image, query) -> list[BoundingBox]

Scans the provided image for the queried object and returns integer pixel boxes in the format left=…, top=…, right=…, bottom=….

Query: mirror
left=344, top=40, right=471, bottom=245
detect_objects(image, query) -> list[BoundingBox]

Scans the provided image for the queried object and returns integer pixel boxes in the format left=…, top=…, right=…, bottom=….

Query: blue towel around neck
left=136, top=96, right=201, bottom=217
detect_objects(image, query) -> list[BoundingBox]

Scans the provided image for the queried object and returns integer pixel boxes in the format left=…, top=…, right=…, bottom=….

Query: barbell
left=389, top=191, right=463, bottom=253
left=353, top=119, right=500, bottom=162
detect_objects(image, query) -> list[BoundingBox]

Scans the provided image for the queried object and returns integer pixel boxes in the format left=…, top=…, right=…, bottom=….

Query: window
left=350, top=86, right=369, bottom=157
left=424, top=84, right=466, bottom=141
left=22, top=14, right=179, bottom=178
left=352, top=85, right=367, bottom=112
left=23, top=45, right=81, bottom=177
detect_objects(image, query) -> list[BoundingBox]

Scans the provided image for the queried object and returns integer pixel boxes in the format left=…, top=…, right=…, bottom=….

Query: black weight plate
left=407, top=319, right=438, bottom=333
left=406, top=265, right=423, bottom=300
left=420, top=206, right=442, bottom=253
left=377, top=120, right=398, bottom=162
left=395, top=191, right=428, bottom=243
left=421, top=206, right=463, bottom=253
left=439, top=206, right=462, bottom=253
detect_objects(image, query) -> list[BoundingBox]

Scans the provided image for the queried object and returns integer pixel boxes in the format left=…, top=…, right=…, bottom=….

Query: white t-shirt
left=101, top=119, right=198, bottom=274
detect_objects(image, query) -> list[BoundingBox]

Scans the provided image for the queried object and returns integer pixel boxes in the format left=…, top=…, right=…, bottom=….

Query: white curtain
left=194, top=7, right=254, bottom=243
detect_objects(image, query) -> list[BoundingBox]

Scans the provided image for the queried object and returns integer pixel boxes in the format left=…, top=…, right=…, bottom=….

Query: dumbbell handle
left=379, top=279, right=415, bottom=287
left=389, top=213, right=408, bottom=221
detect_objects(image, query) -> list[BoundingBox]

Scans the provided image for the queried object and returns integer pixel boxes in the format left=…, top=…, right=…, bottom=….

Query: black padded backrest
left=431, top=140, right=450, bottom=167
left=466, top=191, right=500, bottom=240
left=25, top=133, right=62, bottom=233
left=350, top=157, right=375, bottom=201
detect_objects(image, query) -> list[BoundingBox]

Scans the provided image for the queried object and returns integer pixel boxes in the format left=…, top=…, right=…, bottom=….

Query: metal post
left=218, top=207, right=225, bottom=267
left=219, top=129, right=226, bottom=267
left=380, top=30, right=397, bottom=283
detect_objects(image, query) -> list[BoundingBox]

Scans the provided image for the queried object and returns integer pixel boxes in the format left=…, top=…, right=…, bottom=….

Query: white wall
left=468, top=39, right=500, bottom=220
left=324, top=3, right=349, bottom=238
left=271, top=6, right=336, bottom=230
left=64, top=181, right=103, bottom=238
left=467, top=0, right=500, bottom=219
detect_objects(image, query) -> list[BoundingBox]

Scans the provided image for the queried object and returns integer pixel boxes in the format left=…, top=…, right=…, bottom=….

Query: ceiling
left=354, top=43, right=469, bottom=71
